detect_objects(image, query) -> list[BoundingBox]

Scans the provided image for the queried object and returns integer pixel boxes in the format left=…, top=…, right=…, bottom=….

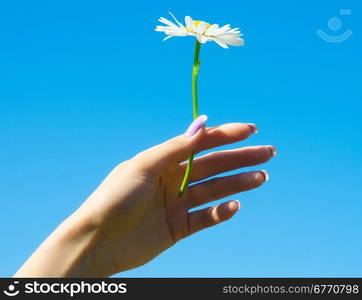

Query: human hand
left=15, top=116, right=276, bottom=277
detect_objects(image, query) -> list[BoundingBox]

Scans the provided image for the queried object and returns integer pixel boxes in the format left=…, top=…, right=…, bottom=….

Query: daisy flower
left=155, top=12, right=244, bottom=48
left=155, top=12, right=244, bottom=196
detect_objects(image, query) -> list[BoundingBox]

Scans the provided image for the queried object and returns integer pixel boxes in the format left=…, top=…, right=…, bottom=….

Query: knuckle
left=207, top=179, right=218, bottom=201
left=232, top=175, right=242, bottom=193
left=202, top=207, right=216, bottom=228
left=170, top=136, right=187, bottom=150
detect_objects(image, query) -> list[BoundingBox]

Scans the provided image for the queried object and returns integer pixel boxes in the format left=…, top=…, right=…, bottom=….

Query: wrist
left=52, top=210, right=105, bottom=277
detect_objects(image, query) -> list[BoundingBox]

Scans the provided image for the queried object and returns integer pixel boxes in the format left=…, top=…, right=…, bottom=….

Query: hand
left=14, top=117, right=276, bottom=277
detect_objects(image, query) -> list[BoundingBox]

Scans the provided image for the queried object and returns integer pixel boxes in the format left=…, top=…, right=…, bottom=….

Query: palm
left=101, top=164, right=190, bottom=274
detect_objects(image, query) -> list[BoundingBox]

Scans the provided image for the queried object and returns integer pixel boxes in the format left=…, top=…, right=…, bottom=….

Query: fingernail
left=247, top=123, right=258, bottom=134
left=184, top=115, right=208, bottom=137
left=266, top=145, right=277, bottom=157
left=260, top=170, right=269, bottom=182
left=228, top=200, right=241, bottom=211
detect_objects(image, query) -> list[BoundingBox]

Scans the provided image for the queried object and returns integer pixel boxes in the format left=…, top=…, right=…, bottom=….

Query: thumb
left=134, top=115, right=208, bottom=175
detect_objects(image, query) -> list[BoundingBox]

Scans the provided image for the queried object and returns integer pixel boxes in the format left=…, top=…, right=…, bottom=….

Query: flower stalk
left=179, top=40, right=201, bottom=196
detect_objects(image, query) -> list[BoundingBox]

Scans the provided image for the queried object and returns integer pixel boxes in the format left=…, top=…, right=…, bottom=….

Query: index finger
left=194, top=123, right=257, bottom=154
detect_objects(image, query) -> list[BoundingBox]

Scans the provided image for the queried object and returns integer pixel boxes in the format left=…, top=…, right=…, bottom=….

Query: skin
left=14, top=122, right=275, bottom=277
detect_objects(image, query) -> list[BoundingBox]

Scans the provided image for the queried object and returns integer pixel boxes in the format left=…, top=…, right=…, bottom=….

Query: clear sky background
left=0, top=0, right=361, bottom=277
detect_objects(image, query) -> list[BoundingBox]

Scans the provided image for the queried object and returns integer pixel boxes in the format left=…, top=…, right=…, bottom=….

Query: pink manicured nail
left=260, top=170, right=269, bottom=182
left=266, top=145, right=277, bottom=157
left=247, top=123, right=258, bottom=134
left=184, top=115, right=208, bottom=137
left=234, top=200, right=241, bottom=210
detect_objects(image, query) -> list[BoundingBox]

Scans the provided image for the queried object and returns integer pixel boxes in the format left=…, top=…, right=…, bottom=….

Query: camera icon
left=317, top=9, right=352, bottom=43
left=3, top=281, right=20, bottom=297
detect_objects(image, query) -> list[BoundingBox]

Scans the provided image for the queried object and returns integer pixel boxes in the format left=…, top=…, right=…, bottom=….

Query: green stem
left=179, top=41, right=201, bottom=197
left=192, top=41, right=201, bottom=119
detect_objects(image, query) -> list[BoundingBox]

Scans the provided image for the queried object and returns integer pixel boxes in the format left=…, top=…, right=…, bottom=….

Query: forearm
left=14, top=210, right=105, bottom=278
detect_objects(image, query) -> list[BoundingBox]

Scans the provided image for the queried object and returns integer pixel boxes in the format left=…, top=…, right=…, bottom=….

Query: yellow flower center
left=186, top=20, right=211, bottom=34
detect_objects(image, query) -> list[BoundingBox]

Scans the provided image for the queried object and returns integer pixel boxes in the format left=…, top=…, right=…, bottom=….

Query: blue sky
left=0, top=0, right=361, bottom=277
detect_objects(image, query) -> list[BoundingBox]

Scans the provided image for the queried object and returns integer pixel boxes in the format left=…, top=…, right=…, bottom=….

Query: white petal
left=196, top=35, right=203, bottom=43
left=168, top=11, right=184, bottom=28
left=158, top=17, right=176, bottom=27
left=195, top=21, right=207, bottom=34
left=216, top=34, right=244, bottom=46
left=185, top=16, right=194, bottom=31
left=205, top=24, right=219, bottom=35
left=164, top=35, right=177, bottom=41
left=155, top=25, right=171, bottom=32
left=215, top=24, right=231, bottom=35
left=220, top=24, right=231, bottom=30
left=163, top=35, right=174, bottom=41
left=196, top=34, right=209, bottom=43
left=227, top=28, right=241, bottom=34
left=228, top=37, right=244, bottom=46
left=215, top=33, right=240, bottom=39
left=211, top=37, right=229, bottom=48
left=201, top=35, right=209, bottom=43
left=165, top=28, right=188, bottom=36
left=156, top=25, right=171, bottom=30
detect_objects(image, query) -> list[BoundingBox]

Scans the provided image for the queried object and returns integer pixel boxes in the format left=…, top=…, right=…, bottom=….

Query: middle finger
left=181, top=145, right=276, bottom=183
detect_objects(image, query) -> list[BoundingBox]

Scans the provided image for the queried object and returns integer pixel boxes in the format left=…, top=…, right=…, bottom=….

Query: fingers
left=184, top=145, right=276, bottom=183
left=187, top=200, right=240, bottom=237
left=194, top=122, right=257, bottom=154
left=132, top=120, right=257, bottom=176
left=133, top=115, right=207, bottom=175
left=187, top=171, right=268, bottom=209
